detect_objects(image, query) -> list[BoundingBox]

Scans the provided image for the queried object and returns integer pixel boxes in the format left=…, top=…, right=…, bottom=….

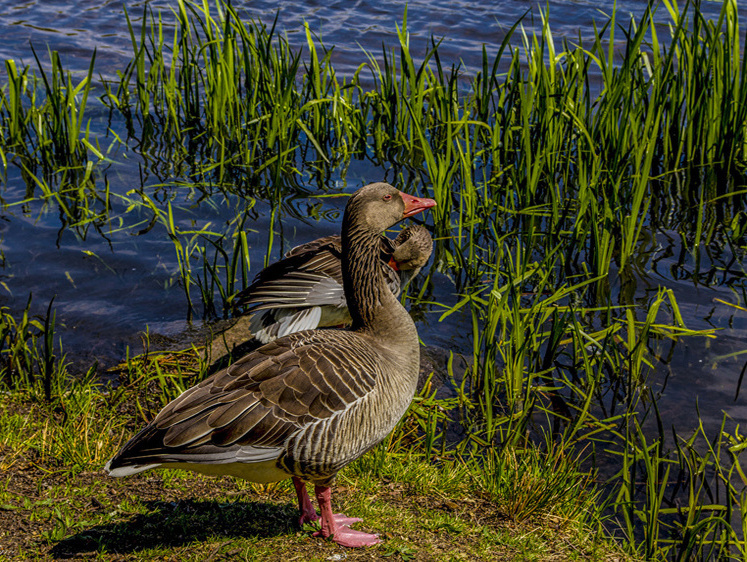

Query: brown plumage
left=235, top=225, right=433, bottom=343
left=105, top=183, right=437, bottom=548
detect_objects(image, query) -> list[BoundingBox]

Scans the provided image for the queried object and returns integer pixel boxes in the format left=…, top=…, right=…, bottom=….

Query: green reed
left=0, top=48, right=96, bottom=176
left=0, top=0, right=746, bottom=556
left=0, top=48, right=114, bottom=240
left=603, top=405, right=747, bottom=560
left=0, top=296, right=69, bottom=402
left=194, top=209, right=253, bottom=318
left=105, top=0, right=362, bottom=186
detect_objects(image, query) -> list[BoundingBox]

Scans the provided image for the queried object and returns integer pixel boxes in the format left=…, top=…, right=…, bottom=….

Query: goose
left=236, top=224, right=433, bottom=343
left=105, top=183, right=437, bottom=548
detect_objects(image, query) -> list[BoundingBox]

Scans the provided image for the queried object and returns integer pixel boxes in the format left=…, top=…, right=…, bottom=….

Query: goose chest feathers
left=237, top=224, right=433, bottom=343
left=105, top=182, right=437, bottom=548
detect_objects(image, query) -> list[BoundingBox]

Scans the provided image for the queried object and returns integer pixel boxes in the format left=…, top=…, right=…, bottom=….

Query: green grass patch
left=0, top=382, right=627, bottom=561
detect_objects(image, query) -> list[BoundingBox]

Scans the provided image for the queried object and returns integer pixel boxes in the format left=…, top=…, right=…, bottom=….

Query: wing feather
left=106, top=331, right=378, bottom=473
left=235, top=243, right=344, bottom=312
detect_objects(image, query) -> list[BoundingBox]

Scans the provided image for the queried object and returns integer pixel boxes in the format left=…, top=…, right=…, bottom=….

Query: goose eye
left=383, top=194, right=392, bottom=201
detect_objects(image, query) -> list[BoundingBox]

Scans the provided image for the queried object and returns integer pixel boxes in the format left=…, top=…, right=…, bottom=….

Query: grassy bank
left=1, top=0, right=747, bottom=559
left=0, top=336, right=624, bottom=561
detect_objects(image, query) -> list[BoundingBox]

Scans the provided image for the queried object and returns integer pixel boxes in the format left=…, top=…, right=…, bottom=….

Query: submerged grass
left=1, top=0, right=747, bottom=558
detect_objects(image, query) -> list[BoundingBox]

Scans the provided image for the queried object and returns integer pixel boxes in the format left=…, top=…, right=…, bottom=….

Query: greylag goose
left=105, top=183, right=436, bottom=548
left=237, top=224, right=433, bottom=343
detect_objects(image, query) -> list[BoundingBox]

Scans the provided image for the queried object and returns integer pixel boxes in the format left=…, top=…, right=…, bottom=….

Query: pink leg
left=313, top=485, right=381, bottom=548
left=293, top=477, right=319, bottom=526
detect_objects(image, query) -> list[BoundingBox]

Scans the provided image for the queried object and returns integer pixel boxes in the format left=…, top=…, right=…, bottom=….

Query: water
left=0, top=0, right=743, bottom=379
left=1, top=0, right=747, bottom=535
left=3, top=0, right=745, bottom=78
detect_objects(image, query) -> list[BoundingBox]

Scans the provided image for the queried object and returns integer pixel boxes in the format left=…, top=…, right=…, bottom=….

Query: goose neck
left=341, top=225, right=395, bottom=331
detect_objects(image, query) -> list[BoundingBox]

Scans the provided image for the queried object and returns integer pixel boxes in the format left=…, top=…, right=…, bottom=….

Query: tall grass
left=0, top=296, right=69, bottom=401
left=0, top=0, right=746, bottom=557
left=103, top=0, right=363, bottom=187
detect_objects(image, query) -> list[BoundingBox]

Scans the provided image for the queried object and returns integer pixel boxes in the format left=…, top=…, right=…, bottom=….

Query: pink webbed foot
left=330, top=513, right=362, bottom=526
left=313, top=523, right=381, bottom=548
left=314, top=485, right=380, bottom=548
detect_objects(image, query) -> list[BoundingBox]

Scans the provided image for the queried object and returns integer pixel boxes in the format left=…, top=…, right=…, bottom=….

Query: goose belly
left=160, top=459, right=290, bottom=483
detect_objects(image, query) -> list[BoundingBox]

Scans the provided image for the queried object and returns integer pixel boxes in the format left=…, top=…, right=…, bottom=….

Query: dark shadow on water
left=49, top=498, right=299, bottom=559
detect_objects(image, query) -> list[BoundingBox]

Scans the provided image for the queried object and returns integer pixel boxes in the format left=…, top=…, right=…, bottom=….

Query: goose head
left=390, top=225, right=433, bottom=273
left=343, top=182, right=436, bottom=235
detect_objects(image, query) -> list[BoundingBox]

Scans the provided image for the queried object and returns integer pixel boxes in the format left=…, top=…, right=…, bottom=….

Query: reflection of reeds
left=0, top=0, right=746, bottom=556
left=0, top=47, right=114, bottom=239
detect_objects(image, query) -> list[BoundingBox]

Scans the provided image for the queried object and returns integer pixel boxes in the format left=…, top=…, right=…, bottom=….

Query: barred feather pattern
left=342, top=225, right=386, bottom=329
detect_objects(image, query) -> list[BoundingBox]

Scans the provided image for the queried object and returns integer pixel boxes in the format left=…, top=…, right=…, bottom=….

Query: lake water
left=1, top=0, right=747, bottom=527
left=3, top=0, right=745, bottom=77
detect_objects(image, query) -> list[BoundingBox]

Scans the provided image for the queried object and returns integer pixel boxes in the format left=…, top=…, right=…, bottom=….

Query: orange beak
left=387, top=256, right=400, bottom=271
left=399, top=191, right=437, bottom=219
